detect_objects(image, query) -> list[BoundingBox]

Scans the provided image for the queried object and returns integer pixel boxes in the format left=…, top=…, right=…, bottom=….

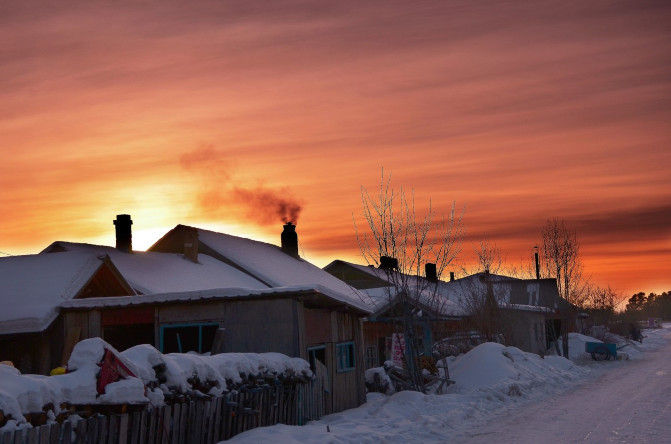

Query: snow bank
left=228, top=327, right=671, bottom=444
left=228, top=342, right=591, bottom=444
left=548, top=332, right=603, bottom=361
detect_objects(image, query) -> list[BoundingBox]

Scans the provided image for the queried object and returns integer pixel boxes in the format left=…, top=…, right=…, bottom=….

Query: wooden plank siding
left=330, top=311, right=363, bottom=412
left=303, top=308, right=366, bottom=413
left=60, top=296, right=366, bottom=414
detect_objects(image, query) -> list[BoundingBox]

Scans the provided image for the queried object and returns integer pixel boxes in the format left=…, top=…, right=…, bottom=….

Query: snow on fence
left=0, top=338, right=327, bottom=443
left=0, top=377, right=324, bottom=443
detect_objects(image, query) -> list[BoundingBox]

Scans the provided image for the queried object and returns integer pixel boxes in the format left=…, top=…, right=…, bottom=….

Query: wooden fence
left=1, top=378, right=326, bottom=444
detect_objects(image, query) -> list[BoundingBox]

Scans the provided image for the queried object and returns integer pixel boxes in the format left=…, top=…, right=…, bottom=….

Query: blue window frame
left=160, top=323, right=219, bottom=354
left=335, top=341, right=356, bottom=373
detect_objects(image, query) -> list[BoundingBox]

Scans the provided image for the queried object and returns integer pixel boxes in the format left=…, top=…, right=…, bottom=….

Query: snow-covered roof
left=60, top=284, right=369, bottom=313
left=325, top=260, right=563, bottom=317
left=325, top=260, right=467, bottom=317
left=0, top=252, right=104, bottom=334
left=183, top=227, right=370, bottom=312
left=44, top=242, right=268, bottom=294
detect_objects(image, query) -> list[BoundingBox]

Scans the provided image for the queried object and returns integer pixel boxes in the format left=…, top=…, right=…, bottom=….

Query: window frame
left=364, top=345, right=378, bottom=369
left=335, top=341, right=356, bottom=373
left=159, top=322, right=219, bottom=354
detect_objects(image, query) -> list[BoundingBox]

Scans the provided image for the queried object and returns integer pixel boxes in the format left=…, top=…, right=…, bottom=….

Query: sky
left=1, top=0, right=669, bottom=298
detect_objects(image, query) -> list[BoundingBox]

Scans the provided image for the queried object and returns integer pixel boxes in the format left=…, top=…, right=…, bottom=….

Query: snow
left=449, top=342, right=521, bottom=390
left=225, top=325, right=671, bottom=444
left=0, top=338, right=312, bottom=431
left=60, top=284, right=365, bottom=311
left=331, top=262, right=561, bottom=318
left=43, top=236, right=370, bottom=314
left=551, top=332, right=604, bottom=361
left=45, top=242, right=268, bottom=294
left=0, top=252, right=103, bottom=334
left=3, top=328, right=669, bottom=439
left=195, top=228, right=370, bottom=312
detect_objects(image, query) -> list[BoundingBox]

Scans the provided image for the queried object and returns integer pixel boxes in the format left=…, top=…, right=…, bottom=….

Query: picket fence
left=1, top=378, right=325, bottom=444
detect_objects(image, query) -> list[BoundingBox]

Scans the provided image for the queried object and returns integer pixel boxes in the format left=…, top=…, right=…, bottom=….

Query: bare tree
left=354, top=170, right=464, bottom=391
left=459, top=277, right=507, bottom=341
left=540, top=219, right=589, bottom=357
left=585, top=285, right=625, bottom=326
left=461, top=237, right=506, bottom=276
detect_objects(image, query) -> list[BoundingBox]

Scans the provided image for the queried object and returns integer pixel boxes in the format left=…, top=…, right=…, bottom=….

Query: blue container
left=585, top=341, right=617, bottom=360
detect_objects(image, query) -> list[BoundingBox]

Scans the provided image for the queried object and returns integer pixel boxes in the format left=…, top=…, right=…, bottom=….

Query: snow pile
left=365, top=366, right=394, bottom=395
left=0, top=365, right=59, bottom=426
left=227, top=342, right=590, bottom=444
left=0, top=338, right=312, bottom=432
left=448, top=343, right=585, bottom=398
left=226, top=327, right=671, bottom=444
left=549, top=332, right=603, bottom=361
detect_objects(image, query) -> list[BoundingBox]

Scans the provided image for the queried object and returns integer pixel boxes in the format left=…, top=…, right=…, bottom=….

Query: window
left=365, top=345, right=378, bottom=369
left=160, top=323, right=219, bottom=354
left=336, top=342, right=355, bottom=373
left=307, top=345, right=326, bottom=373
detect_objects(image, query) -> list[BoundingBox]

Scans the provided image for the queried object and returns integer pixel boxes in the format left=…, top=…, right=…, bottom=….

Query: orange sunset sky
left=1, top=1, right=669, bottom=298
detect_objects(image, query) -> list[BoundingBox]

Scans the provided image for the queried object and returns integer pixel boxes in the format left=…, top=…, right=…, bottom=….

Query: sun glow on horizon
left=1, top=1, right=669, bottom=297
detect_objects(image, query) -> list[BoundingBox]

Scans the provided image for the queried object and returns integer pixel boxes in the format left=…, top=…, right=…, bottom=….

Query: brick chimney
left=281, top=223, right=299, bottom=258
left=379, top=256, right=398, bottom=270
left=425, top=263, right=437, bottom=282
left=183, top=227, right=199, bottom=263
left=450, top=271, right=455, bottom=281
left=113, top=214, right=132, bottom=253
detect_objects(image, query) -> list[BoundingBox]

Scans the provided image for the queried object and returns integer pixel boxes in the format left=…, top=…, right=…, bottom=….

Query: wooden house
left=324, top=260, right=467, bottom=368
left=146, top=223, right=370, bottom=413
left=325, top=260, right=568, bottom=363
left=28, top=217, right=370, bottom=414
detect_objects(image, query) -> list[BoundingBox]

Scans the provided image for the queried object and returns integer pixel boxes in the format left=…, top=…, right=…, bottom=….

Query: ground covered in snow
left=227, top=325, right=671, bottom=444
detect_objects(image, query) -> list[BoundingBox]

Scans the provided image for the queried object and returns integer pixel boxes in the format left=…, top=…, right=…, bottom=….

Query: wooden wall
left=64, top=299, right=366, bottom=413
left=304, top=308, right=367, bottom=412
left=501, top=309, right=547, bottom=355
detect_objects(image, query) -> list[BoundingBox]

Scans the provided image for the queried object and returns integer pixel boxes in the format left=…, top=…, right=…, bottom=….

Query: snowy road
left=461, top=336, right=671, bottom=443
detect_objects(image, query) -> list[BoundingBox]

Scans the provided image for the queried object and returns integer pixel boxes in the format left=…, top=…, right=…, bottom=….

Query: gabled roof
left=150, top=225, right=370, bottom=313
left=325, top=260, right=566, bottom=317
left=0, top=252, right=119, bottom=334
left=43, top=242, right=268, bottom=294
left=324, top=260, right=465, bottom=317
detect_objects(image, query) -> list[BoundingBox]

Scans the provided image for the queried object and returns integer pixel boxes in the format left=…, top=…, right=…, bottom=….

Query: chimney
left=113, top=214, right=132, bottom=253
left=281, top=222, right=299, bottom=258
left=450, top=271, right=455, bottom=281
left=183, top=227, right=199, bottom=263
left=534, top=247, right=540, bottom=280
left=379, top=256, right=398, bottom=270
left=425, top=263, right=437, bottom=282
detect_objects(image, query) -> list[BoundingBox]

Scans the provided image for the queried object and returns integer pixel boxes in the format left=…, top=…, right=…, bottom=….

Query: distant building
left=324, top=260, right=569, bottom=366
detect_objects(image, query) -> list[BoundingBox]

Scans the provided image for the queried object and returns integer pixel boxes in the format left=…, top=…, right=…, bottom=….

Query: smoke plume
left=233, top=187, right=302, bottom=225
left=180, top=144, right=303, bottom=225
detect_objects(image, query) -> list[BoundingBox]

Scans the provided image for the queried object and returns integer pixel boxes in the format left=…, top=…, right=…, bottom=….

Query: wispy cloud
left=1, top=0, right=669, bottom=294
